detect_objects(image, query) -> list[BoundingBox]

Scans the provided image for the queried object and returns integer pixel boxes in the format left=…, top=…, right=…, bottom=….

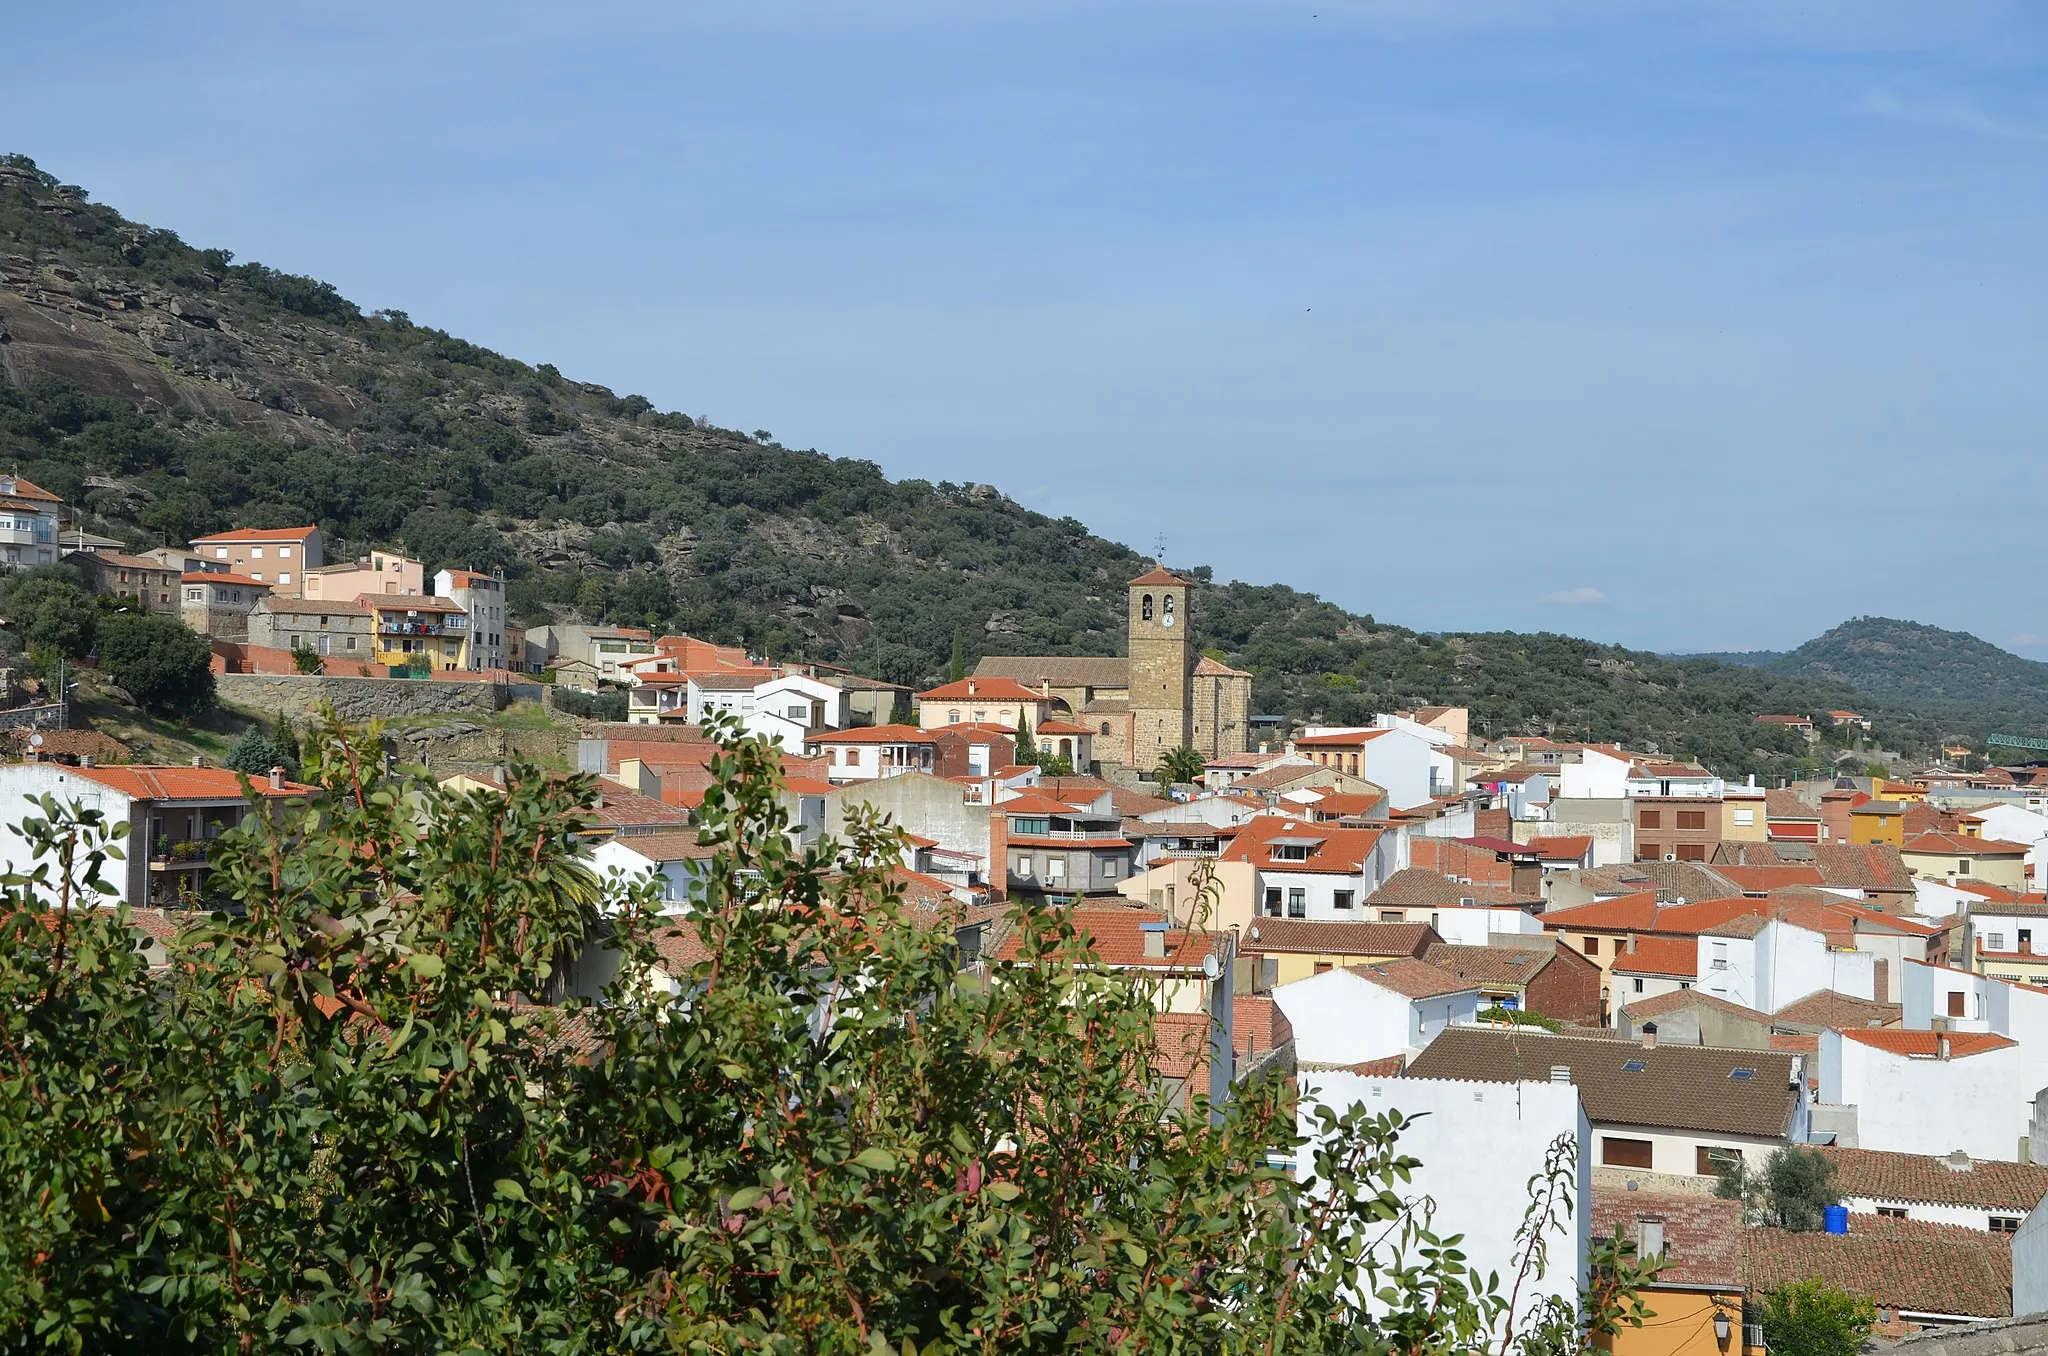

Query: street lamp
left=1713, top=1309, right=1732, bottom=1345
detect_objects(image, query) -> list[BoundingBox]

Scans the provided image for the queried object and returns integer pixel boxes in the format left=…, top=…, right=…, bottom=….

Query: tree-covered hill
left=1754, top=617, right=2048, bottom=739
left=0, top=154, right=1949, bottom=779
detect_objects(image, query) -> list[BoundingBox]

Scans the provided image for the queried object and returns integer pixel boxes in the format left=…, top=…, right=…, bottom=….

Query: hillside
left=1758, top=618, right=2048, bottom=738
left=0, top=154, right=1945, bottom=779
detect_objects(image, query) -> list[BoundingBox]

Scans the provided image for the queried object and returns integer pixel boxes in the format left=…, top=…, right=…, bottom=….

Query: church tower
left=1127, top=566, right=1192, bottom=773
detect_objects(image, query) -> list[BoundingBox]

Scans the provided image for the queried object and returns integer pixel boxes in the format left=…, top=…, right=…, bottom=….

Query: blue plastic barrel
left=1823, top=1205, right=1849, bottom=1235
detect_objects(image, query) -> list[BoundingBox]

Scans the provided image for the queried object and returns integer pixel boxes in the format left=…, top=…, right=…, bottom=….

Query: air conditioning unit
left=1664, top=853, right=1679, bottom=862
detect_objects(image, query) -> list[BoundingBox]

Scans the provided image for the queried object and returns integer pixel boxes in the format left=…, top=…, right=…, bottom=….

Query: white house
left=1273, top=961, right=1480, bottom=1067
left=1221, top=818, right=1398, bottom=922
left=1558, top=747, right=1632, bottom=801
left=1295, top=1071, right=1589, bottom=1339
left=1816, top=1025, right=2037, bottom=1161
left=1694, top=916, right=1876, bottom=1014
left=1824, top=1145, right=2048, bottom=1234
left=1420, top=902, right=1547, bottom=947
left=1292, top=725, right=1436, bottom=811
left=1624, top=764, right=1724, bottom=799
left=588, top=831, right=714, bottom=912
left=807, top=725, right=938, bottom=784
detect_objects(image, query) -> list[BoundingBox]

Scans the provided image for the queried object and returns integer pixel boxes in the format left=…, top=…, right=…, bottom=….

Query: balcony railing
left=148, top=839, right=214, bottom=869
left=379, top=620, right=461, bottom=636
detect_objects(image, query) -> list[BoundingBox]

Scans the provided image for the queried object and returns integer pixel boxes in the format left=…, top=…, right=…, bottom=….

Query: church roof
left=1128, top=567, right=1189, bottom=587
left=974, top=656, right=1130, bottom=690
left=1193, top=655, right=1252, bottom=678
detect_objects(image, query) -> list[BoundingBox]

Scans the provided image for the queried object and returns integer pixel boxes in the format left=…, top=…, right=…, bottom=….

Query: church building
left=973, top=567, right=1253, bottom=773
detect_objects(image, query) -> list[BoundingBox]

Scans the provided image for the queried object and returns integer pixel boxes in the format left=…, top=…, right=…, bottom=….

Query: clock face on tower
left=1161, top=612, right=1175, bottom=627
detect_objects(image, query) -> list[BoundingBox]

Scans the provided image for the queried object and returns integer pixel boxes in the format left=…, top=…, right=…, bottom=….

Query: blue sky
left=6, top=1, right=2047, bottom=654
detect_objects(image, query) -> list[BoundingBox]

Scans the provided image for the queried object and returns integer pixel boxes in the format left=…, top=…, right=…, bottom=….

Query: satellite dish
left=29, top=734, right=43, bottom=748
left=1202, top=953, right=1222, bottom=981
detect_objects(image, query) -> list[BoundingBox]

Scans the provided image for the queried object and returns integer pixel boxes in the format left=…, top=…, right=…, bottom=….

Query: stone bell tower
left=1127, top=566, right=1192, bottom=773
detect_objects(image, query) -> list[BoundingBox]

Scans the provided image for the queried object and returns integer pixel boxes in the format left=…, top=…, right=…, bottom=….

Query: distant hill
left=0, top=154, right=1956, bottom=779
left=1761, top=618, right=2048, bottom=738
left=1682, top=649, right=1784, bottom=669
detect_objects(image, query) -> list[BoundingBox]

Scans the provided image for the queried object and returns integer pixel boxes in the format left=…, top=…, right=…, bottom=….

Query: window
left=1711, top=942, right=1729, bottom=970
left=1600, top=1137, right=1654, bottom=1169
left=249, top=573, right=262, bottom=582
left=185, top=588, right=201, bottom=602
left=279, top=573, right=292, bottom=585
left=1264, top=888, right=1282, bottom=917
left=949, top=710, right=961, bottom=724
left=1099, top=722, right=1111, bottom=736
left=279, top=546, right=292, bottom=558
left=1677, top=844, right=1707, bottom=861
left=1992, top=1216, right=2021, bottom=1234
left=2023, top=929, right=2035, bottom=950
left=1633, top=977, right=1644, bottom=994
left=1141, top=594, right=1154, bottom=621
left=216, top=547, right=228, bottom=559
left=1045, top=859, right=1065, bottom=883
left=346, top=637, right=358, bottom=650
left=1163, top=594, right=1174, bottom=622
left=1948, top=991, right=1967, bottom=1017
left=1101, top=859, right=1119, bottom=880
left=1638, top=843, right=1661, bottom=861
left=1273, top=843, right=1311, bottom=862
left=1332, top=890, right=1354, bottom=910
left=1287, top=888, right=1306, bottom=918
left=1011, top=816, right=1050, bottom=836
left=1989, top=933, right=2007, bottom=952
left=1583, top=936, right=1600, bottom=956
left=250, top=548, right=263, bottom=559
left=1733, top=808, right=1755, bottom=826
left=1677, top=810, right=1706, bottom=830
left=1378, top=909, right=1403, bottom=922
left=1637, top=1219, right=1665, bottom=1260
left=1639, top=810, right=1662, bottom=829
left=317, top=634, right=330, bottom=655
left=1695, top=1147, right=1744, bottom=1179
left=1876, top=1206, right=1907, bottom=1220
left=1314, top=962, right=1332, bottom=974
left=1011, top=854, right=1032, bottom=878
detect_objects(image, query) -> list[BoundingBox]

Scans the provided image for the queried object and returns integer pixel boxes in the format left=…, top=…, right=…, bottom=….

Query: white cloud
left=2007, top=633, right=2045, bottom=648
left=1541, top=586, right=1607, bottom=606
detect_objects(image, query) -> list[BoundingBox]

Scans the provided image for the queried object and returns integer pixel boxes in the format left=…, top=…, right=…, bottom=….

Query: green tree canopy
left=1716, top=1145, right=1840, bottom=1231
left=1760, top=1278, right=1877, bottom=1356
left=2, top=568, right=98, bottom=658
left=94, top=612, right=215, bottom=717
left=0, top=717, right=1646, bottom=1351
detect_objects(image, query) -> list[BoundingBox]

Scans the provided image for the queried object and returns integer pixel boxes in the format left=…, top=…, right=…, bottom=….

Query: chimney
left=966, top=679, right=977, bottom=696
left=1640, top=1022, right=1658, bottom=1049
left=1627, top=933, right=1638, bottom=955
left=268, top=765, right=285, bottom=791
left=1549, top=1065, right=1572, bottom=1084
left=1938, top=1033, right=1951, bottom=1060
left=191, top=756, right=204, bottom=768
left=80, top=755, right=94, bottom=768
left=1141, top=920, right=1168, bottom=959
left=492, top=765, right=507, bottom=786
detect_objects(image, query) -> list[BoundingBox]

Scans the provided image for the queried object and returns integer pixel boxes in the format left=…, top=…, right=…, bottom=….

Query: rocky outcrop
left=216, top=673, right=511, bottom=721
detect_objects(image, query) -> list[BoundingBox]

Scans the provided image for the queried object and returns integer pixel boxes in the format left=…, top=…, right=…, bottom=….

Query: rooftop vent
left=1944, top=1149, right=1975, bottom=1173
left=1549, top=1065, right=1572, bottom=1084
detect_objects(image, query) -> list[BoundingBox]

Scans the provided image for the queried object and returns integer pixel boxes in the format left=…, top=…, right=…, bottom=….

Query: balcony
left=379, top=620, right=456, bottom=636
left=148, top=838, right=214, bottom=870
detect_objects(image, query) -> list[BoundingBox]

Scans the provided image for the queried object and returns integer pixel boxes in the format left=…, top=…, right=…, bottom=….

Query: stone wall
left=216, top=672, right=508, bottom=722
left=0, top=701, right=67, bottom=732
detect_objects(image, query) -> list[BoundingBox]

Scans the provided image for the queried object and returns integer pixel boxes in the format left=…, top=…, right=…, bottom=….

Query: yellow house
left=1899, top=831, right=2029, bottom=892
left=1879, top=778, right=1928, bottom=804
left=1118, top=858, right=1259, bottom=935
left=366, top=595, right=470, bottom=671
left=1720, top=787, right=1767, bottom=842
left=1592, top=1190, right=1760, bottom=1356
left=1849, top=800, right=1905, bottom=847
left=1236, top=916, right=1436, bottom=986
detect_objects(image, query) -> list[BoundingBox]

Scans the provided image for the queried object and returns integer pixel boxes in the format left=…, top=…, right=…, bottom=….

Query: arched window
left=1100, top=722, right=1111, bottom=736
left=1141, top=594, right=1154, bottom=621
left=1163, top=594, right=1175, bottom=621
left=826, top=748, right=839, bottom=765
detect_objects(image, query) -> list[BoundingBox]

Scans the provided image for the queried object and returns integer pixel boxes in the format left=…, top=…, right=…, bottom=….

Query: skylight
left=1621, top=1059, right=1646, bottom=1073
left=1729, top=1068, right=1756, bottom=1080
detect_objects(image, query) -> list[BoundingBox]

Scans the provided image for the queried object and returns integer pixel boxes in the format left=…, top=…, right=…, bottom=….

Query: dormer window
left=1273, top=843, right=1311, bottom=862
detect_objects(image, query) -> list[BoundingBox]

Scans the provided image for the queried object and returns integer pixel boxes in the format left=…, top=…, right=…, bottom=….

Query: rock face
left=215, top=673, right=511, bottom=721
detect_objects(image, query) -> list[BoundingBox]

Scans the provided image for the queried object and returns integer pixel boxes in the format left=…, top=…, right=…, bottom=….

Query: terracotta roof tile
left=191, top=525, right=319, bottom=543
left=1422, top=943, right=1560, bottom=988
left=1240, top=918, right=1439, bottom=957
left=1837, top=1029, right=2015, bottom=1058
left=70, top=765, right=310, bottom=800
left=1771, top=989, right=1903, bottom=1030
left=1343, top=958, right=1475, bottom=999
left=916, top=676, right=1049, bottom=703
left=1822, top=1147, right=2048, bottom=1213
left=1366, top=868, right=1544, bottom=908
left=1606, top=935, right=1700, bottom=978
left=1589, top=1189, right=1743, bottom=1290
left=1219, top=816, right=1383, bottom=875
left=1620, top=987, right=1766, bottom=1024
left=1743, top=1214, right=2011, bottom=1319
left=1905, top=831, right=2031, bottom=856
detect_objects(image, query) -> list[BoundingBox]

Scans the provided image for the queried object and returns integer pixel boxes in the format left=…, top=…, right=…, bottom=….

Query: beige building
left=436, top=568, right=508, bottom=670
left=188, top=526, right=323, bottom=597
left=972, top=567, right=1254, bottom=771
left=304, top=549, right=425, bottom=601
left=913, top=677, right=1053, bottom=732
left=1721, top=786, right=1768, bottom=842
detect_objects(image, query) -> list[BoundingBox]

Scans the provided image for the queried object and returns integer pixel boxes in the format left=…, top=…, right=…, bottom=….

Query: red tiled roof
left=1344, top=958, right=1475, bottom=999
left=992, top=906, right=1224, bottom=971
left=1192, top=655, right=1251, bottom=678
left=1590, top=1189, right=1743, bottom=1290
left=1294, top=729, right=1388, bottom=749
left=191, top=525, right=319, bottom=543
left=1904, top=831, right=2031, bottom=856
left=0, top=475, right=61, bottom=503
left=1743, top=1214, right=2011, bottom=1320
left=1527, top=835, right=1592, bottom=860
left=916, top=677, right=1048, bottom=703
left=1822, top=1147, right=2048, bottom=1212
left=1621, top=986, right=1764, bottom=1023
left=1219, top=816, right=1384, bottom=875
left=1606, top=935, right=1699, bottom=978
left=1717, top=864, right=1824, bottom=893
left=1837, top=1029, right=2015, bottom=1058
left=71, top=765, right=310, bottom=800
left=1240, top=918, right=1440, bottom=957
left=1537, top=891, right=1664, bottom=932
left=1128, top=567, right=1188, bottom=587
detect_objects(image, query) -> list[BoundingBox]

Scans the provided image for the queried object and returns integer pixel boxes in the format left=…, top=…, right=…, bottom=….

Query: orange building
left=1591, top=1190, right=1761, bottom=1356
